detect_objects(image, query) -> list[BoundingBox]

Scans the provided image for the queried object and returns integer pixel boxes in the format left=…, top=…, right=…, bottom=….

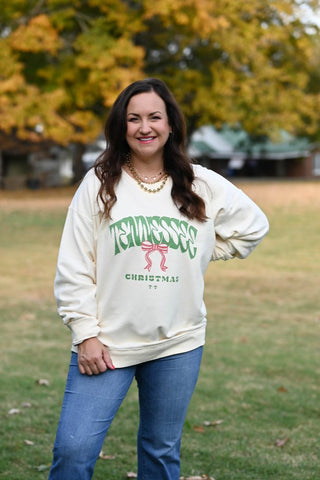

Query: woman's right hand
left=77, top=337, right=115, bottom=375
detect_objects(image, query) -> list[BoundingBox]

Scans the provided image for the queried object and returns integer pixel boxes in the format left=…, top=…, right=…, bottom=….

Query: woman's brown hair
left=94, top=78, right=207, bottom=222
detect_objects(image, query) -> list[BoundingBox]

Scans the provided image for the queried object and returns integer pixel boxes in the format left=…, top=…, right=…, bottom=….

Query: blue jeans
left=48, top=347, right=203, bottom=480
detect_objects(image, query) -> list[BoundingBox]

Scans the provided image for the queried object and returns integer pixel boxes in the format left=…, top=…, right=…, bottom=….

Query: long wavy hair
left=94, top=78, right=207, bottom=222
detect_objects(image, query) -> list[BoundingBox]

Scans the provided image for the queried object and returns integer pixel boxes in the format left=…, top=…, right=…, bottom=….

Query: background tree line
left=0, top=0, right=319, bottom=180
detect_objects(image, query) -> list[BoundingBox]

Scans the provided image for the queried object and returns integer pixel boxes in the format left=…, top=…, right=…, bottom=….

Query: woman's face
left=126, top=91, right=172, bottom=163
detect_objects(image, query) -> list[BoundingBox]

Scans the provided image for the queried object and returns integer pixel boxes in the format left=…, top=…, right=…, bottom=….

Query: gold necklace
left=126, top=159, right=168, bottom=194
left=127, top=158, right=164, bottom=184
left=135, top=168, right=163, bottom=184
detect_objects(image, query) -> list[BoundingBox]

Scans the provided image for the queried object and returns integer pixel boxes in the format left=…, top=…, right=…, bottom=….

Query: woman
left=48, top=78, right=269, bottom=480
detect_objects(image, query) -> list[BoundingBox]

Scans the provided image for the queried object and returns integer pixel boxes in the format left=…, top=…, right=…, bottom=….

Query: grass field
left=0, top=181, right=319, bottom=480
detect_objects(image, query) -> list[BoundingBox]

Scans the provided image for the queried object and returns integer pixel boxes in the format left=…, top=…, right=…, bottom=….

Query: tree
left=0, top=0, right=144, bottom=179
left=136, top=0, right=320, bottom=139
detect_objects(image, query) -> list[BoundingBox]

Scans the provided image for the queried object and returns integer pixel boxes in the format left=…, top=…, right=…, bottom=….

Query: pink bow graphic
left=141, top=241, right=168, bottom=272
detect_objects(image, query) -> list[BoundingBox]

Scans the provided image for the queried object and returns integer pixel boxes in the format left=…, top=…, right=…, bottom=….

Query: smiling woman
left=48, top=78, right=269, bottom=480
left=125, top=91, right=172, bottom=171
left=95, top=77, right=208, bottom=221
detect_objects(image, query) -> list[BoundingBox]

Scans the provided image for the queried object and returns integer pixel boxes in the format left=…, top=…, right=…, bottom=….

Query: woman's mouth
left=138, top=136, right=155, bottom=143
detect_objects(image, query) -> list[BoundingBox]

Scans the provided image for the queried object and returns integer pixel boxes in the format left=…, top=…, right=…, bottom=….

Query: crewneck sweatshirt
left=54, top=164, right=269, bottom=367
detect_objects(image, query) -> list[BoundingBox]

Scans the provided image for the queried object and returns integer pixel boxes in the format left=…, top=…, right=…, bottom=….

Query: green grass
left=1, top=183, right=319, bottom=479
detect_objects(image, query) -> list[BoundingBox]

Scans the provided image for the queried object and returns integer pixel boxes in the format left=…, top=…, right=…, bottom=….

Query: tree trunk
left=72, top=142, right=86, bottom=184
left=0, top=150, right=3, bottom=189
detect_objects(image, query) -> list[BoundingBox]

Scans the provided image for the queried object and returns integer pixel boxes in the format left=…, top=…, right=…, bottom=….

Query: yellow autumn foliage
left=0, top=0, right=319, bottom=152
left=9, top=14, right=62, bottom=55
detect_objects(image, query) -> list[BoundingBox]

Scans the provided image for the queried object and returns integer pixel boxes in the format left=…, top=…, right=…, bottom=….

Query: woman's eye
left=128, top=117, right=138, bottom=122
left=151, top=116, right=161, bottom=120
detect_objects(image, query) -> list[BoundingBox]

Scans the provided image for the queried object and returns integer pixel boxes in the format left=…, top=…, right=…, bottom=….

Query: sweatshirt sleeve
left=193, top=166, right=269, bottom=261
left=54, top=172, right=101, bottom=345
left=211, top=175, right=269, bottom=261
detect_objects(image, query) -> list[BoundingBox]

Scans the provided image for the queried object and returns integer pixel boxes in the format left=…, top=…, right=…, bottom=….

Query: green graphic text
left=109, top=215, right=198, bottom=259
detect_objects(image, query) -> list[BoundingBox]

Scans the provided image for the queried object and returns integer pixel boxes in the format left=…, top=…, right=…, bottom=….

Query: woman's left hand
left=77, top=337, right=115, bottom=375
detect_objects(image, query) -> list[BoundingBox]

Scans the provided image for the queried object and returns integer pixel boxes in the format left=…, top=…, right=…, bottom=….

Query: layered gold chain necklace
left=126, top=158, right=168, bottom=193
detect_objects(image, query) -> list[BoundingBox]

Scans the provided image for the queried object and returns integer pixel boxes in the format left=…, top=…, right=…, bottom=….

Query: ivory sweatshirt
left=54, top=164, right=269, bottom=367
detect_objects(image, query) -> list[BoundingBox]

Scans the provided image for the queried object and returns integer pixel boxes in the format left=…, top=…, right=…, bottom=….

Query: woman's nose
left=139, top=120, right=151, bottom=133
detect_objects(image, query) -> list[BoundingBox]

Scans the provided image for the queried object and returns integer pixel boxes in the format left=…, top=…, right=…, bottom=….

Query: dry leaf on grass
left=277, top=386, right=288, bottom=393
left=203, top=420, right=223, bottom=428
left=36, top=464, right=50, bottom=472
left=9, top=403, right=32, bottom=415
left=37, top=378, right=50, bottom=387
left=99, top=450, right=115, bottom=460
left=275, top=437, right=289, bottom=448
left=24, top=439, right=35, bottom=446
left=8, top=408, right=20, bottom=415
left=193, top=425, right=205, bottom=433
left=194, top=419, right=223, bottom=432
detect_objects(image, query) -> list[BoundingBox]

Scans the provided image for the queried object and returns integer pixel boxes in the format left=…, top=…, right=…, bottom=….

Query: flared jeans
left=48, top=347, right=203, bottom=480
